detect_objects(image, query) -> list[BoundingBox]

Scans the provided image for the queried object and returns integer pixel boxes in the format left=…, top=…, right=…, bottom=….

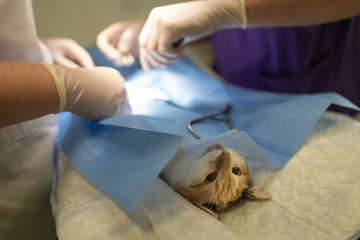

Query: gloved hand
left=96, top=20, right=145, bottom=66
left=41, top=38, right=95, bottom=68
left=139, top=0, right=247, bottom=71
left=42, top=63, right=130, bottom=121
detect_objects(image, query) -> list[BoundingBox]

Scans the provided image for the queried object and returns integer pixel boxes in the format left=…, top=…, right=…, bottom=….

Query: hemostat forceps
left=187, top=104, right=233, bottom=139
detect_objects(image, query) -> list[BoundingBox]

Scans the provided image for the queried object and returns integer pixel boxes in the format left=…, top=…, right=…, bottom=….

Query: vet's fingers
left=65, top=43, right=95, bottom=68
left=97, top=39, right=133, bottom=67
left=112, top=54, right=135, bottom=66
left=159, top=50, right=181, bottom=60
left=116, top=31, right=137, bottom=66
left=52, top=53, right=80, bottom=68
left=139, top=48, right=166, bottom=71
left=96, top=22, right=126, bottom=61
left=139, top=48, right=159, bottom=71
left=116, top=24, right=142, bottom=57
left=97, top=34, right=121, bottom=60
left=139, top=50, right=151, bottom=72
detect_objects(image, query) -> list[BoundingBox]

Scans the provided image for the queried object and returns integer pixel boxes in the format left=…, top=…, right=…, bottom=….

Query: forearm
left=0, top=61, right=59, bottom=127
left=245, top=0, right=360, bottom=27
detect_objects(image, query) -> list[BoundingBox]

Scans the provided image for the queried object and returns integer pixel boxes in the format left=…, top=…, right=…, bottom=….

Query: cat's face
left=166, top=142, right=271, bottom=213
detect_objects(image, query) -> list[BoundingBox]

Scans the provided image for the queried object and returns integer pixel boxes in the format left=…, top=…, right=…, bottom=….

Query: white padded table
left=52, top=111, right=360, bottom=240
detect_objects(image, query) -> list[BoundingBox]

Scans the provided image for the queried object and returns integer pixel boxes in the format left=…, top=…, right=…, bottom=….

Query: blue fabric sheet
left=57, top=113, right=183, bottom=211
left=57, top=49, right=359, bottom=211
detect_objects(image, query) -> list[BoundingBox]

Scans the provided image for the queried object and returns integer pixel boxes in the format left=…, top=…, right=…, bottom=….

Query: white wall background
left=33, top=0, right=184, bottom=47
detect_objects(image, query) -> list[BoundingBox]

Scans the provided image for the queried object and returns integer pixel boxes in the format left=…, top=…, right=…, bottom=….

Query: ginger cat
left=161, top=142, right=271, bottom=214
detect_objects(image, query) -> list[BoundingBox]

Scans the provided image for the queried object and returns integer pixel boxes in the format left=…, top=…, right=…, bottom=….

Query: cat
left=160, top=142, right=271, bottom=215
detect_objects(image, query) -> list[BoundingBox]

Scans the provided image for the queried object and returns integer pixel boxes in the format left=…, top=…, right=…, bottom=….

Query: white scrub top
left=0, top=0, right=58, bottom=239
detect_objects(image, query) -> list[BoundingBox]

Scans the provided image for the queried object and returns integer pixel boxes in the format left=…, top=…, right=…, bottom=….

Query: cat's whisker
left=243, top=187, right=253, bottom=195
left=202, top=202, right=218, bottom=212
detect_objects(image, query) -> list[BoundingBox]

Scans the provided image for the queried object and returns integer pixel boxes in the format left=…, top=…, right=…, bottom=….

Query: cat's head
left=171, top=142, right=271, bottom=212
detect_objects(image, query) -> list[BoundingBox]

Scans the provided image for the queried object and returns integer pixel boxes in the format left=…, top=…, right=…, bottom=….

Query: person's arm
left=137, top=0, right=360, bottom=70
left=40, top=38, right=95, bottom=68
left=0, top=61, right=128, bottom=128
left=0, top=61, right=59, bottom=127
left=246, top=0, right=360, bottom=27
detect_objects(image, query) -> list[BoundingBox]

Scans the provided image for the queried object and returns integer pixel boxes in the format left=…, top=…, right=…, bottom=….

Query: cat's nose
left=208, top=142, right=223, bottom=151
left=216, top=151, right=231, bottom=169
left=204, top=142, right=223, bottom=155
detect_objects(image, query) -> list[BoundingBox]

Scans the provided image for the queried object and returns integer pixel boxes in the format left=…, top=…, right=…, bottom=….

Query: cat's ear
left=244, top=178, right=271, bottom=201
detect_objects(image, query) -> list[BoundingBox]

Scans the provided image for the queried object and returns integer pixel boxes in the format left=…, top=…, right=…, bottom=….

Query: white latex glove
left=41, top=38, right=95, bottom=68
left=139, top=0, right=247, bottom=71
left=96, top=20, right=145, bottom=66
left=42, top=63, right=130, bottom=121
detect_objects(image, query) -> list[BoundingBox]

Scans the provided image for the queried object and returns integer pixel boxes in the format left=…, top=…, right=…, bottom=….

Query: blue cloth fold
left=57, top=51, right=359, bottom=211
left=57, top=113, right=183, bottom=211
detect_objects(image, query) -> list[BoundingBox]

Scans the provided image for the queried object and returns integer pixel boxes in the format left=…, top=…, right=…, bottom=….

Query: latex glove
left=139, top=0, right=247, bottom=71
left=41, top=38, right=95, bottom=68
left=42, top=63, right=130, bottom=121
left=96, top=20, right=145, bottom=66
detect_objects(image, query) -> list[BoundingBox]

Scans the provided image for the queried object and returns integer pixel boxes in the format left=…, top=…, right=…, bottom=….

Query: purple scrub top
left=210, top=17, right=360, bottom=114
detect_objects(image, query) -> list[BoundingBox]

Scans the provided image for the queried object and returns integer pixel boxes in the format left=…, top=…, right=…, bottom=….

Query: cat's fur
left=161, top=142, right=271, bottom=214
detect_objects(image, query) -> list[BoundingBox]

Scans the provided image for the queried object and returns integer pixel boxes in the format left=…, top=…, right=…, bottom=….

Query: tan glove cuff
left=227, top=0, right=248, bottom=29
left=240, top=0, right=248, bottom=29
left=41, top=63, right=66, bottom=113
left=208, top=0, right=248, bottom=30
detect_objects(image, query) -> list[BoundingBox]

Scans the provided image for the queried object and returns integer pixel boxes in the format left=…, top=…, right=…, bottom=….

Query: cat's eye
left=232, top=167, right=241, bottom=175
left=205, top=173, right=217, bottom=183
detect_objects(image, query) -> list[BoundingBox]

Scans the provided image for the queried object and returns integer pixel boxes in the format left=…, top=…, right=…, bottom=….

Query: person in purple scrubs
left=210, top=20, right=360, bottom=115
left=97, top=0, right=360, bottom=114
